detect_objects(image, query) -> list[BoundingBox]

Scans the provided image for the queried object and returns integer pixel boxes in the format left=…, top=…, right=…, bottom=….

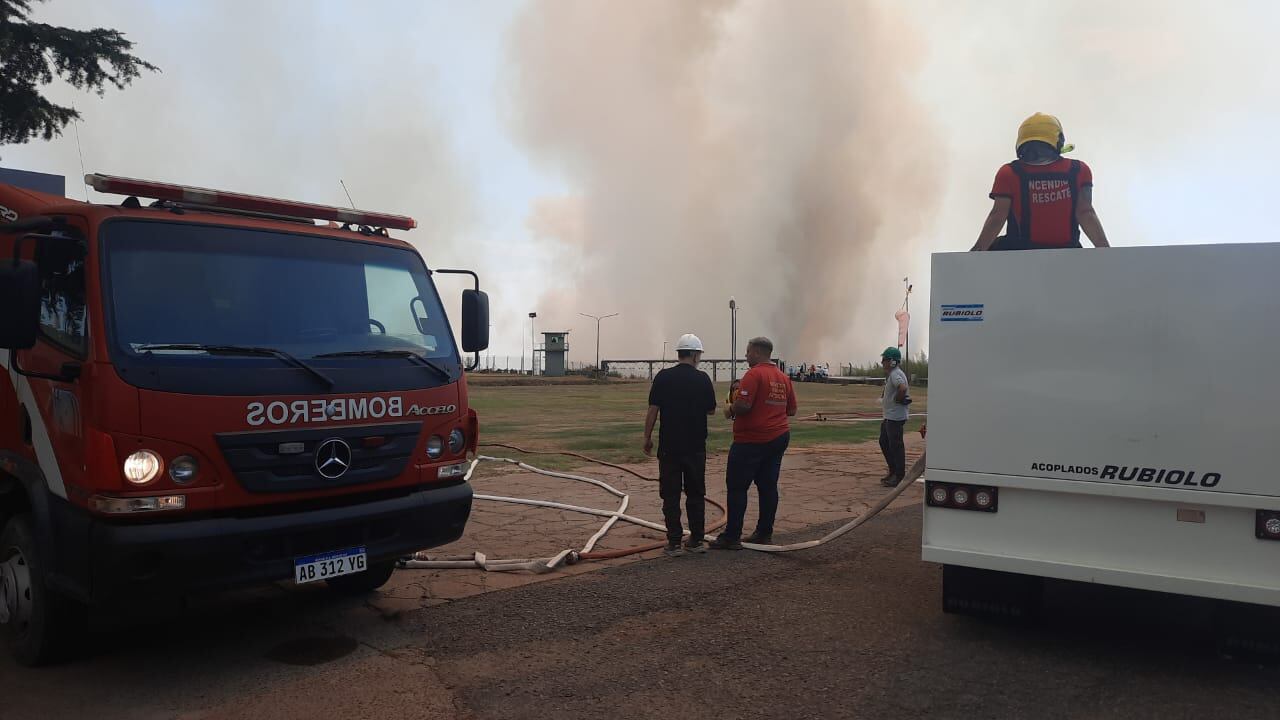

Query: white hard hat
left=675, top=333, right=704, bottom=352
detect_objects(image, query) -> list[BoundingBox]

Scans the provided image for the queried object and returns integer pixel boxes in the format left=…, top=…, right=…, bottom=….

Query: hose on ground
left=398, top=443, right=922, bottom=574
left=400, top=451, right=727, bottom=570
left=797, top=412, right=928, bottom=423
left=476, top=443, right=729, bottom=559
left=738, top=453, right=925, bottom=552
left=481, top=442, right=652, bottom=481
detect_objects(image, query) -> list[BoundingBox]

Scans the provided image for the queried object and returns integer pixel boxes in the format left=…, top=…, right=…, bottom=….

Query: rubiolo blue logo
left=940, top=304, right=984, bottom=322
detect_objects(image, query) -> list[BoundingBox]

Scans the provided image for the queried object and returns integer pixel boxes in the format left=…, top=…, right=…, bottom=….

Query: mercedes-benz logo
left=314, top=438, right=352, bottom=479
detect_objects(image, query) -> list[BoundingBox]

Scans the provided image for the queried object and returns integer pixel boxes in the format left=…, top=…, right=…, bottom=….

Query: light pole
left=578, top=311, right=618, bottom=376
left=902, top=278, right=912, bottom=382
left=662, top=341, right=668, bottom=365
left=729, top=297, right=738, bottom=383
left=528, top=311, right=537, bottom=376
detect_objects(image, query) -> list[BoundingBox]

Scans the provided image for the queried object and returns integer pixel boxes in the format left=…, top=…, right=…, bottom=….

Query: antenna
left=73, top=120, right=89, bottom=201
left=339, top=179, right=356, bottom=209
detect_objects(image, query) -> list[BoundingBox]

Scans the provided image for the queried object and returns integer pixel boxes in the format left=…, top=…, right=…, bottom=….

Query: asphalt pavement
left=3, top=501, right=1279, bottom=719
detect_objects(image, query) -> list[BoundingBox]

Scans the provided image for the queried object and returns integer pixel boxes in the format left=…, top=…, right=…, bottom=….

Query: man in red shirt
left=710, top=336, right=798, bottom=550
left=972, top=113, right=1110, bottom=251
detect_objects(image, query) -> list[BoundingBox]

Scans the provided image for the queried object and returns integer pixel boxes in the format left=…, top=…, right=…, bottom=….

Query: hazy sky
left=5, top=0, right=1278, bottom=367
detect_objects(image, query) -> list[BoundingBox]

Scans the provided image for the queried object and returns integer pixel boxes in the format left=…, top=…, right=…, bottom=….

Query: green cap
left=881, top=347, right=902, bottom=362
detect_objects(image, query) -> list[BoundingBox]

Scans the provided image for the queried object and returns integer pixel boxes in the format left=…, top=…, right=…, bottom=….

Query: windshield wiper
left=314, top=349, right=453, bottom=382
left=135, top=343, right=335, bottom=388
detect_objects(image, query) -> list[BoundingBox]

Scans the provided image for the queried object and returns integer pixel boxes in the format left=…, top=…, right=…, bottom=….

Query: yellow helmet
left=1016, top=113, right=1074, bottom=153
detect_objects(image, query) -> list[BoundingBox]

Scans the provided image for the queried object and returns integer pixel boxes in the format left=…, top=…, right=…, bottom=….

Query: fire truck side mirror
left=460, top=289, right=490, bottom=353
left=0, top=260, right=40, bottom=350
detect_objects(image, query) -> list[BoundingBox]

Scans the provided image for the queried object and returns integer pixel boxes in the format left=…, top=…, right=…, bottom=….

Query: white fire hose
left=398, top=450, right=925, bottom=573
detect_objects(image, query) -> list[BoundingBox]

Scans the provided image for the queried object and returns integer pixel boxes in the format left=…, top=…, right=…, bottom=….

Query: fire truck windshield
left=101, top=220, right=461, bottom=395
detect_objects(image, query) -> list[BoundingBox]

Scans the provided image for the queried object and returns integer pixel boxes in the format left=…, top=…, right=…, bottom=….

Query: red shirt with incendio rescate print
left=733, top=362, right=797, bottom=444
left=990, top=158, right=1093, bottom=248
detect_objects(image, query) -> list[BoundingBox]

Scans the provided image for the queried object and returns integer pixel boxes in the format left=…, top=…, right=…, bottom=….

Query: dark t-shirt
left=648, top=362, right=717, bottom=455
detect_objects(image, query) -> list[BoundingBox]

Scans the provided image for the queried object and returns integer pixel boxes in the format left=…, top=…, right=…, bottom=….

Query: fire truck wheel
left=1, top=514, right=80, bottom=666
left=326, top=559, right=397, bottom=595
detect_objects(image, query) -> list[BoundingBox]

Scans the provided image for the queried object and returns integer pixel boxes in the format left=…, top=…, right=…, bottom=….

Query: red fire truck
left=0, top=171, right=488, bottom=665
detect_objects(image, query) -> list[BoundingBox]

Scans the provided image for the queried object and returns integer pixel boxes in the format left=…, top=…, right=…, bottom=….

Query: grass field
left=469, top=378, right=926, bottom=468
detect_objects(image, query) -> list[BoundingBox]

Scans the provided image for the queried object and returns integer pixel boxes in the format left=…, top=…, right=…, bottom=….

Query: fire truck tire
left=942, top=564, right=1043, bottom=622
left=326, top=559, right=397, bottom=595
left=1, top=514, right=81, bottom=666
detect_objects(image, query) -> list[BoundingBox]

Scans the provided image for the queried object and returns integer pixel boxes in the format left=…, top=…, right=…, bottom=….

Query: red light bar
left=84, top=173, right=417, bottom=231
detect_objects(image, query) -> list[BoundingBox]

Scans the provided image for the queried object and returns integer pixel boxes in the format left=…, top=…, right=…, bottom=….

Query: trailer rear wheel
left=326, top=559, right=397, bottom=595
left=1, top=514, right=80, bottom=666
left=942, top=564, right=1043, bottom=621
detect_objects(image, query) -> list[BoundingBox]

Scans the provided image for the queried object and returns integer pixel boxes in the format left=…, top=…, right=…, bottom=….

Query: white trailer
left=925, top=243, right=1280, bottom=617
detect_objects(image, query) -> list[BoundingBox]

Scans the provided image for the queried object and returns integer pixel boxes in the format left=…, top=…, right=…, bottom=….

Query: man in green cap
left=879, top=347, right=910, bottom=487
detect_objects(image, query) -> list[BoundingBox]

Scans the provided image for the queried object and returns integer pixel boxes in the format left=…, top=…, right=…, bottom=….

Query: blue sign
left=940, top=304, right=984, bottom=322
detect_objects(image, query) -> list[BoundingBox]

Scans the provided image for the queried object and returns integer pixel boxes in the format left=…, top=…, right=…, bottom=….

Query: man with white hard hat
left=644, top=333, right=718, bottom=555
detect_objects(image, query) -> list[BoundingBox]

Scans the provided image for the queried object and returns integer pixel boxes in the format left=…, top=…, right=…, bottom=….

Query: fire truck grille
left=215, top=422, right=422, bottom=493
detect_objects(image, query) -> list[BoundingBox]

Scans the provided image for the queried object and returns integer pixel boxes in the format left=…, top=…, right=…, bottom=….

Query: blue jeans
left=879, top=419, right=906, bottom=479
left=723, top=431, right=791, bottom=541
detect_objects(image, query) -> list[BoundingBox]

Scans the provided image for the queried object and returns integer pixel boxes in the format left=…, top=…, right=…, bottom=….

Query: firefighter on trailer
left=972, top=113, right=1110, bottom=251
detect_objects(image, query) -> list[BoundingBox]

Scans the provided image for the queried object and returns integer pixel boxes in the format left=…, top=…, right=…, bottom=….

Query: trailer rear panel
left=925, top=244, right=1280, bottom=605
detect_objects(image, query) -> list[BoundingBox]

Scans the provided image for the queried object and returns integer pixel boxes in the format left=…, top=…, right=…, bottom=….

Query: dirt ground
left=366, top=434, right=925, bottom=614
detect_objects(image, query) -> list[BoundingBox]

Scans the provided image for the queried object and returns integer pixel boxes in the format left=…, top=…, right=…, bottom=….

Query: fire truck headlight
left=426, top=435, right=444, bottom=459
left=123, top=450, right=163, bottom=485
left=169, top=455, right=199, bottom=484
left=448, top=428, right=465, bottom=454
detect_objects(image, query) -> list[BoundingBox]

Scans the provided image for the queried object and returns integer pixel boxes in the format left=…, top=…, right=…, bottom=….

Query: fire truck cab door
left=2, top=227, right=90, bottom=500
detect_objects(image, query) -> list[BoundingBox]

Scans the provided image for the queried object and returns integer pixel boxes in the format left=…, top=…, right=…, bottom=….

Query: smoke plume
left=2, top=0, right=475, bottom=272
left=504, top=0, right=939, bottom=364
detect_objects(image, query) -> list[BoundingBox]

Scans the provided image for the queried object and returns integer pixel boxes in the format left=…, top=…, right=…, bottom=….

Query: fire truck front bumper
left=49, top=481, right=473, bottom=603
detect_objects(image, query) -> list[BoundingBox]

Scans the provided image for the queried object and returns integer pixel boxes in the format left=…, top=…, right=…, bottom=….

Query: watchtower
left=542, top=331, right=569, bottom=377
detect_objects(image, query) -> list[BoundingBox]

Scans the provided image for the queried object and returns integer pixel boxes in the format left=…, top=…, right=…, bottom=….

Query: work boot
left=881, top=475, right=901, bottom=488
left=743, top=531, right=773, bottom=545
left=683, top=539, right=708, bottom=554
left=709, top=536, right=742, bottom=551
left=663, top=542, right=685, bottom=557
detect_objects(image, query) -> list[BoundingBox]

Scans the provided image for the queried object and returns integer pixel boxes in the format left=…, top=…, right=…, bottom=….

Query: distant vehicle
left=790, top=363, right=828, bottom=383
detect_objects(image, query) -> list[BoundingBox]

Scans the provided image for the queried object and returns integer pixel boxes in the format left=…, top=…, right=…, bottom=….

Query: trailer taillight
left=84, top=173, right=417, bottom=231
left=1255, top=510, right=1280, bottom=540
left=973, top=489, right=996, bottom=510
left=926, top=481, right=998, bottom=513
